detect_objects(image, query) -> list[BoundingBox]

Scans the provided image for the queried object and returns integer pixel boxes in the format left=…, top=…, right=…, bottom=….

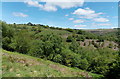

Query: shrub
left=53, top=54, right=63, bottom=63
left=66, top=36, right=73, bottom=42
left=66, top=28, right=74, bottom=32
left=69, top=40, right=80, bottom=53
left=29, top=40, right=44, bottom=58
left=76, top=35, right=85, bottom=41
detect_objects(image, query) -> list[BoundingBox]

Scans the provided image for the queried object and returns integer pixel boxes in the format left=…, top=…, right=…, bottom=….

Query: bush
left=29, top=40, right=44, bottom=58
left=105, top=54, right=120, bottom=79
left=2, top=37, right=13, bottom=51
left=66, top=36, right=73, bottom=42
left=61, top=48, right=81, bottom=67
left=69, top=40, right=80, bottom=53
left=97, top=36, right=105, bottom=42
left=53, top=54, right=63, bottom=63
left=76, top=35, right=85, bottom=41
left=79, top=58, right=89, bottom=70
left=10, top=31, right=31, bottom=54
left=66, top=28, right=74, bottom=32
left=77, top=30, right=86, bottom=34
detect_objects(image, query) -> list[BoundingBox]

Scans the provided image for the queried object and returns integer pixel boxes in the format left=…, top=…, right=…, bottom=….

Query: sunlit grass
left=2, top=50, right=103, bottom=78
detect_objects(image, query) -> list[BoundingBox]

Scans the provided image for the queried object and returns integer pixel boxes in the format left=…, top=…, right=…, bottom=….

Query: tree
left=53, top=54, right=63, bottom=63
left=71, top=54, right=81, bottom=67
left=77, top=30, right=85, bottom=34
left=2, top=22, right=15, bottom=38
left=79, top=58, right=89, bottom=70
left=10, top=31, right=31, bottom=54
left=97, top=36, right=104, bottom=42
left=2, top=21, right=15, bottom=51
left=66, top=28, right=74, bottom=32
left=69, top=40, right=80, bottom=53
left=76, top=35, right=85, bottom=41
left=40, top=34, right=63, bottom=59
left=88, top=48, right=117, bottom=74
left=105, top=54, right=120, bottom=79
left=66, top=36, right=73, bottom=42
left=29, top=40, right=44, bottom=58
left=2, top=37, right=12, bottom=51
left=62, top=48, right=80, bottom=67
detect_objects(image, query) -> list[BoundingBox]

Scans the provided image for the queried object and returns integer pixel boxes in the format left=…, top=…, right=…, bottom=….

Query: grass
left=2, top=50, right=103, bottom=78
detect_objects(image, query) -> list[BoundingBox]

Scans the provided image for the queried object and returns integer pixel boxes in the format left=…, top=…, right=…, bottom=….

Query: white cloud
left=25, top=0, right=84, bottom=11
left=93, top=18, right=109, bottom=22
left=24, top=0, right=43, bottom=7
left=74, top=24, right=87, bottom=27
left=49, top=2, right=83, bottom=9
left=65, top=14, right=69, bottom=16
left=69, top=18, right=74, bottom=20
left=25, top=0, right=57, bottom=11
left=73, top=8, right=95, bottom=15
left=92, top=23, right=112, bottom=26
left=13, top=12, right=28, bottom=17
left=73, top=8, right=104, bottom=19
left=73, top=19, right=84, bottom=23
left=42, top=3, right=57, bottom=11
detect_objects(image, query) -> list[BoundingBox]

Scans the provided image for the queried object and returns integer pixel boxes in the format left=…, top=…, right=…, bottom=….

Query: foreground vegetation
left=2, top=50, right=103, bottom=78
left=1, top=21, right=120, bottom=78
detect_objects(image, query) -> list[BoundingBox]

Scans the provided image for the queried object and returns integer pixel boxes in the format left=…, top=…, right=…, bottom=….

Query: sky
left=1, top=0, right=119, bottom=29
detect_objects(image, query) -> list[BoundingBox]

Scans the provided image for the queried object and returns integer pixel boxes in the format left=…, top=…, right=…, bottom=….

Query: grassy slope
left=2, top=50, right=103, bottom=78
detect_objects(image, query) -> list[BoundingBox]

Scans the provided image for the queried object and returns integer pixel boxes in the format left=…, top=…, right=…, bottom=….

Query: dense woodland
left=1, top=21, right=120, bottom=78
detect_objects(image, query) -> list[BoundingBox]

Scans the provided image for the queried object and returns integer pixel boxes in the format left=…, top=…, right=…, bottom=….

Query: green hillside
left=1, top=21, right=120, bottom=78
left=2, top=50, right=103, bottom=78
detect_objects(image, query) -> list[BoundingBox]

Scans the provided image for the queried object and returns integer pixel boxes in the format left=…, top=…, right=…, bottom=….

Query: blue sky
left=1, top=1, right=118, bottom=29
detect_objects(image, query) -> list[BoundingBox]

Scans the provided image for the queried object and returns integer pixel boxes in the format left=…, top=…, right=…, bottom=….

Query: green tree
left=76, top=35, right=85, bottom=41
left=69, top=40, right=80, bottom=53
left=53, top=54, right=63, bottom=63
left=105, top=54, right=120, bottom=79
left=66, top=28, right=74, bottom=32
left=29, top=40, right=44, bottom=58
left=79, top=58, right=89, bottom=70
left=2, top=21, right=15, bottom=51
left=10, top=31, right=31, bottom=54
left=77, top=30, right=85, bottom=34
left=66, top=36, right=73, bottom=42
left=41, top=34, right=63, bottom=59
